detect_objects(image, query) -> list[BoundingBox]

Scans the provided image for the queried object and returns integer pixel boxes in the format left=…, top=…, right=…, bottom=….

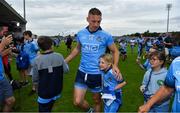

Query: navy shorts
left=74, top=69, right=102, bottom=93
left=0, top=78, right=13, bottom=104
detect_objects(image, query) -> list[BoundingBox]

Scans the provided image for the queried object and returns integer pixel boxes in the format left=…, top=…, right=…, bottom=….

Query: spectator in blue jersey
left=136, top=34, right=145, bottom=60
left=144, top=38, right=153, bottom=55
left=100, top=53, right=126, bottom=112
left=119, top=40, right=127, bottom=61
left=0, top=34, right=15, bottom=112
left=23, top=30, right=39, bottom=95
left=32, top=36, right=69, bottom=112
left=129, top=39, right=136, bottom=54
left=138, top=56, right=180, bottom=113
left=139, top=51, right=170, bottom=112
left=65, top=8, right=121, bottom=112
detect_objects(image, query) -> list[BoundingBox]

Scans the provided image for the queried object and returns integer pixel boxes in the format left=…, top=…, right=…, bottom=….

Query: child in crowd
left=140, top=51, right=170, bottom=112
left=137, top=34, right=144, bottom=60
left=32, top=36, right=69, bottom=112
left=129, top=39, right=136, bottom=54
left=144, top=38, right=153, bottom=55
left=99, top=53, right=126, bottom=113
left=119, top=40, right=127, bottom=61
left=15, top=37, right=29, bottom=86
left=23, top=30, right=39, bottom=95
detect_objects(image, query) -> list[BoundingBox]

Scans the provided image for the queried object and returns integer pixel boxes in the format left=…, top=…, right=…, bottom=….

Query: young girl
left=99, top=53, right=126, bottom=113
left=140, top=51, right=170, bottom=112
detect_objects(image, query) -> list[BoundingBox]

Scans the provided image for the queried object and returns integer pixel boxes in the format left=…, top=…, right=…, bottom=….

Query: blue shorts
left=74, top=69, right=102, bottom=93
left=0, top=78, right=13, bottom=104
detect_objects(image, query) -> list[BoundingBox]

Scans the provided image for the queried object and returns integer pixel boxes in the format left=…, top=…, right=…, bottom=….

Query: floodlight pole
left=23, top=0, right=26, bottom=20
left=166, top=3, right=172, bottom=33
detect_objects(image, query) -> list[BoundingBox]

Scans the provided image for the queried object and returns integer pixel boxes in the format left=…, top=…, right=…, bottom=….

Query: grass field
left=11, top=42, right=146, bottom=112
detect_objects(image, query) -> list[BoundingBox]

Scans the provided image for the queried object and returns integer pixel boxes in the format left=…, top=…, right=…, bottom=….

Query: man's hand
left=1, top=35, right=13, bottom=46
left=138, top=104, right=151, bottom=113
left=112, top=65, right=122, bottom=80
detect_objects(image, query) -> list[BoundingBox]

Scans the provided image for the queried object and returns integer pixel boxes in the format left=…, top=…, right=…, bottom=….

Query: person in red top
left=0, top=26, right=13, bottom=81
left=0, top=26, right=15, bottom=112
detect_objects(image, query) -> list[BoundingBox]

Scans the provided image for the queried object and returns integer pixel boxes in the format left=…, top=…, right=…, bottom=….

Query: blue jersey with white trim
left=102, top=69, right=123, bottom=93
left=137, top=37, right=144, bottom=50
left=77, top=27, right=114, bottom=74
left=164, top=56, right=180, bottom=112
left=24, top=39, right=39, bottom=64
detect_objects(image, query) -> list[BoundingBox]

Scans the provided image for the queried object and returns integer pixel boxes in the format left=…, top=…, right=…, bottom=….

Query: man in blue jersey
left=65, top=8, right=121, bottom=112
left=0, top=32, right=15, bottom=112
left=138, top=56, right=180, bottom=113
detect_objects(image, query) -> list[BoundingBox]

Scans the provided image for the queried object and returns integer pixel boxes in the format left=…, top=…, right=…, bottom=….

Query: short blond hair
left=100, top=53, right=113, bottom=65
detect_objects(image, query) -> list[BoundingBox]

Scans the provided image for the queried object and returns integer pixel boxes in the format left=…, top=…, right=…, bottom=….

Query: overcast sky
left=6, top=0, right=180, bottom=36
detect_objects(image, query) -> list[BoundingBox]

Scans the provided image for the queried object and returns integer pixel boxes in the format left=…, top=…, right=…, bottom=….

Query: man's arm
left=1, top=48, right=12, bottom=56
left=108, top=43, right=121, bottom=78
left=65, top=42, right=81, bottom=63
left=138, top=85, right=174, bottom=113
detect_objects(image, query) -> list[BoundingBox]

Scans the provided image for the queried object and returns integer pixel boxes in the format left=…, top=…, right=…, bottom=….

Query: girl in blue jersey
left=99, top=53, right=126, bottom=113
left=140, top=50, right=170, bottom=112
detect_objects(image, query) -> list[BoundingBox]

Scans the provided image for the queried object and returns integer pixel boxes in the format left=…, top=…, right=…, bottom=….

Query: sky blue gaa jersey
left=164, top=56, right=180, bottom=112
left=143, top=59, right=151, bottom=70
left=102, top=69, right=123, bottom=93
left=76, top=27, right=114, bottom=74
left=137, top=37, right=144, bottom=49
left=23, top=39, right=39, bottom=64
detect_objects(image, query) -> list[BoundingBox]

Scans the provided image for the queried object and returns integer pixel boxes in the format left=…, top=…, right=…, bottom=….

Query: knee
left=93, top=96, right=101, bottom=104
left=73, top=98, right=82, bottom=106
left=5, top=96, right=15, bottom=106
